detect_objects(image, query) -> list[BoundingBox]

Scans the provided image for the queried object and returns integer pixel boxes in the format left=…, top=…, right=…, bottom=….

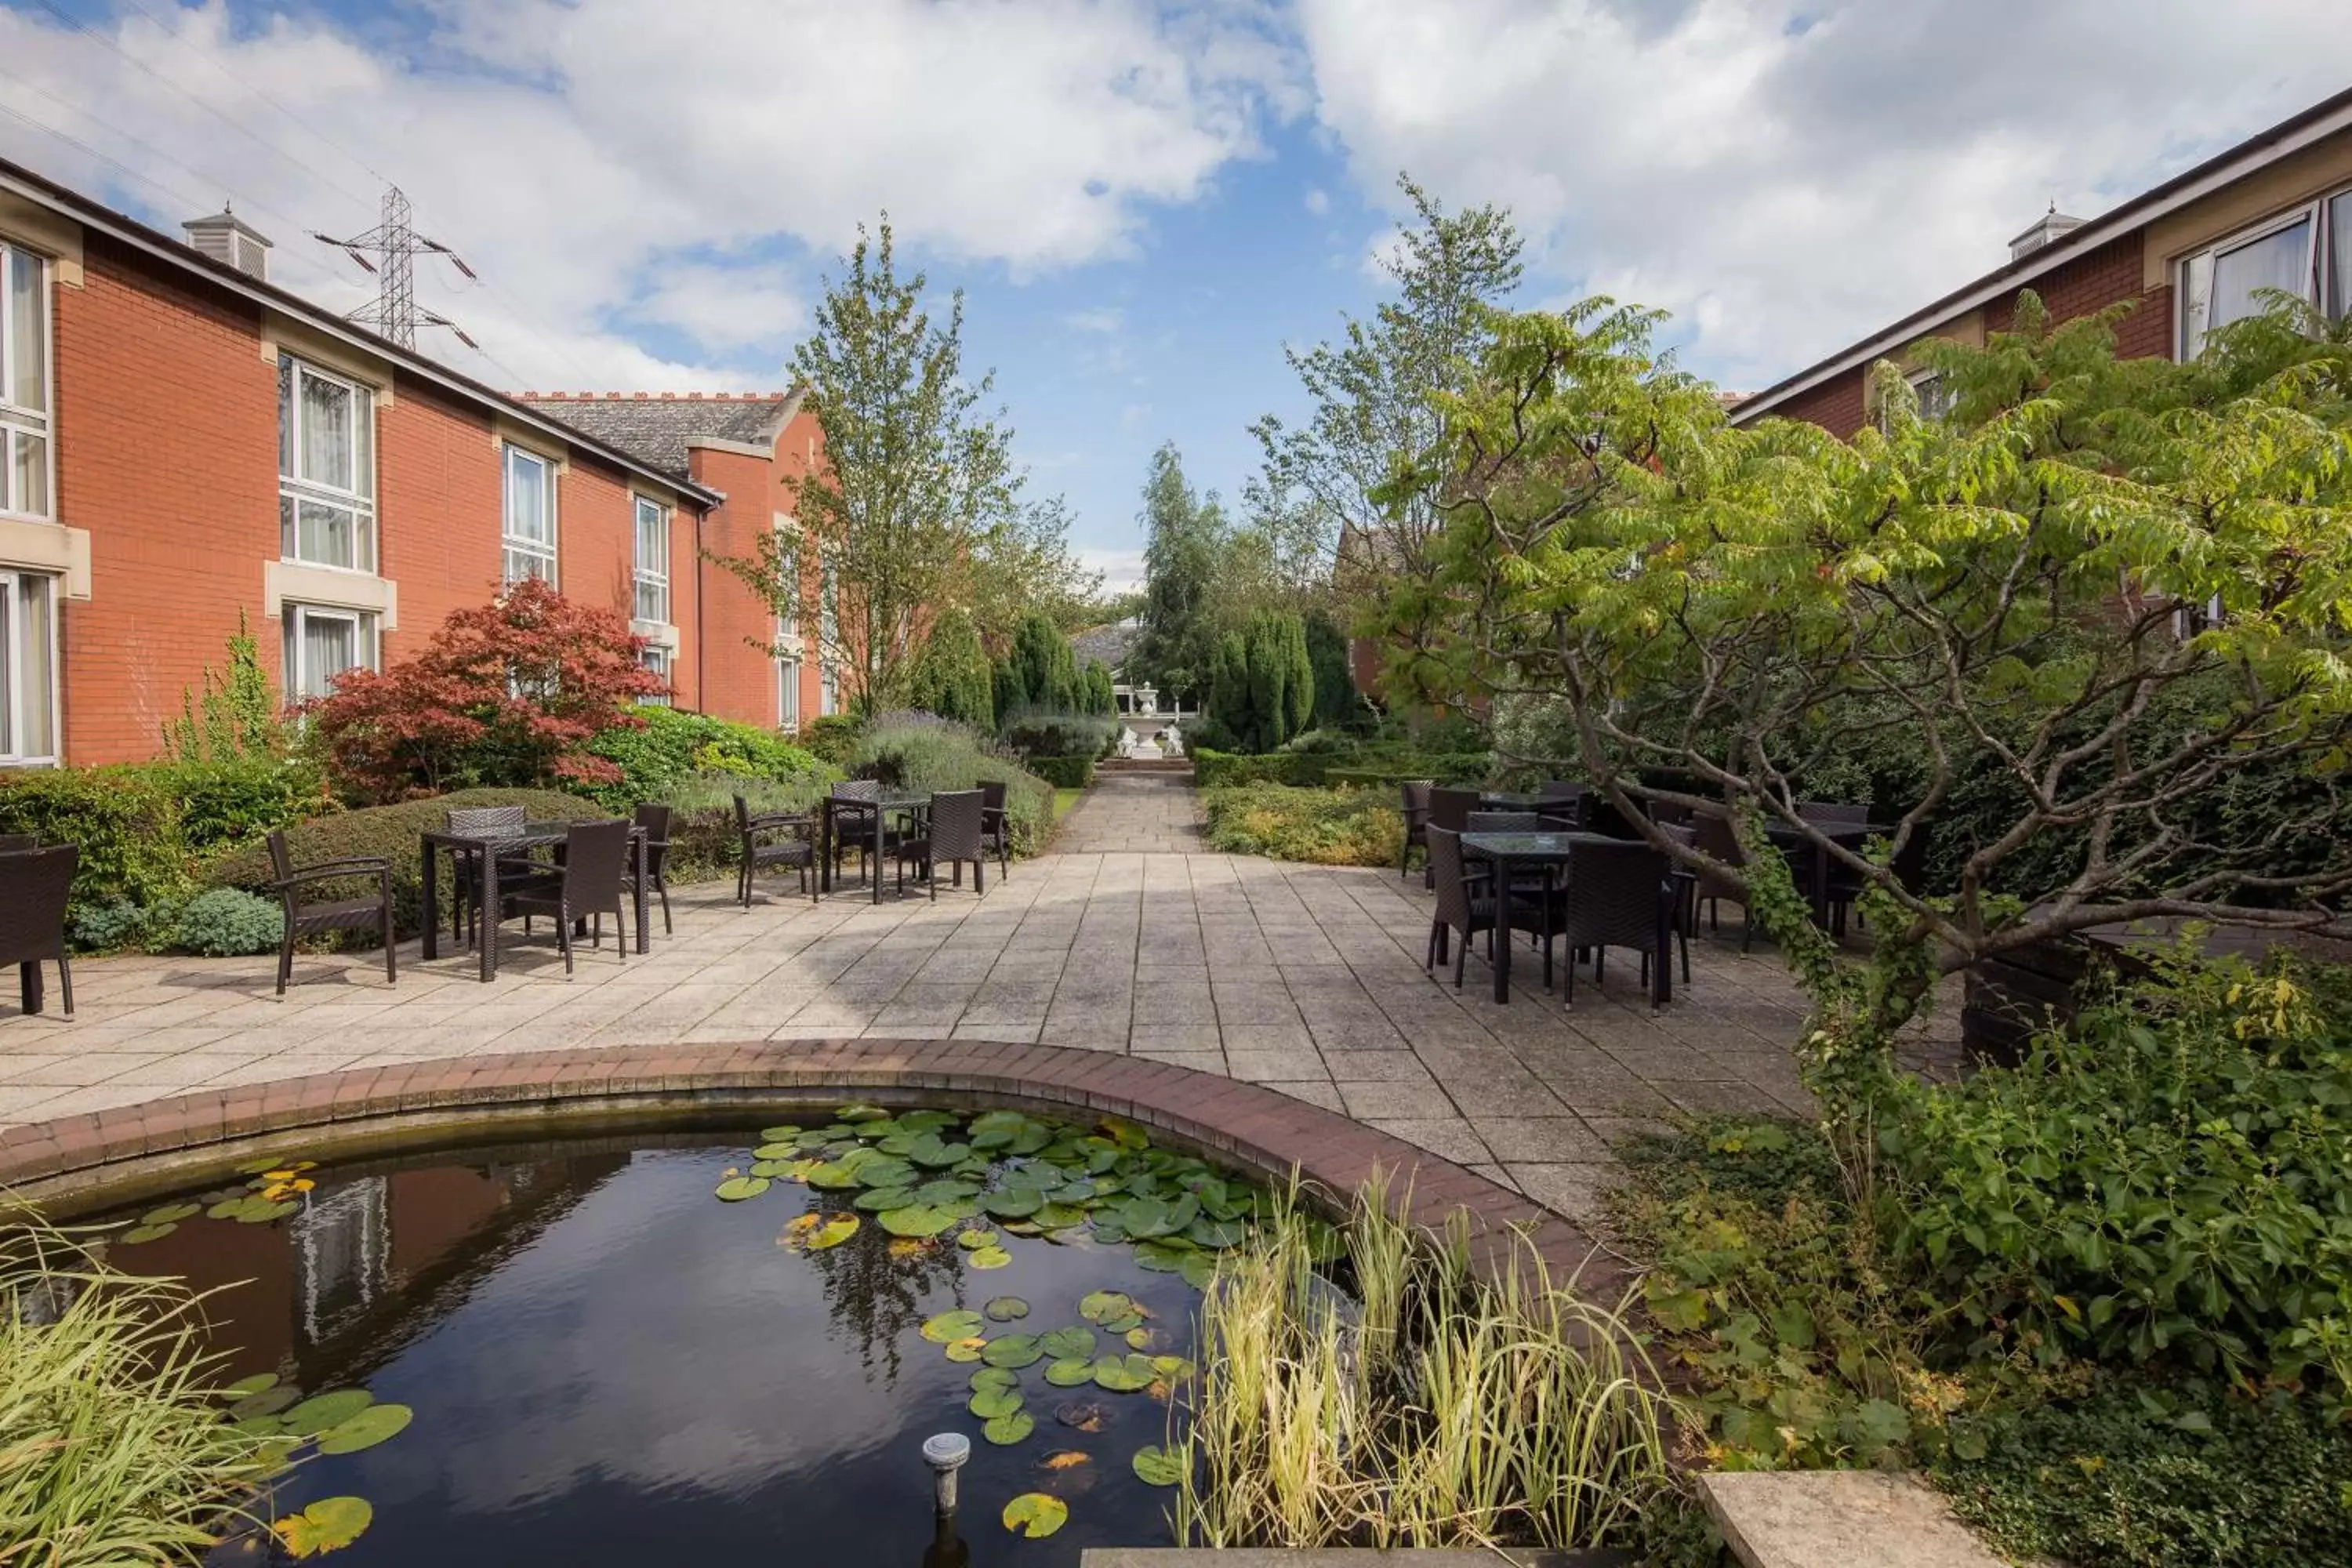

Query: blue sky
left=5, top=2, right=2350, bottom=590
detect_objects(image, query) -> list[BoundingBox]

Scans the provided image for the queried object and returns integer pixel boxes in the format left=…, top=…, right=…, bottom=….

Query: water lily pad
left=1092, top=1353, right=1156, bottom=1392
left=233, top=1412, right=290, bottom=1436
left=1133, top=1240, right=1189, bottom=1272
left=802, top=1162, right=861, bottom=1191
left=982, top=1409, right=1036, bottom=1446
left=878, top=1205, right=960, bottom=1238
left=1054, top=1400, right=1107, bottom=1432
left=903, top=1134, right=975, bottom=1168
left=714, top=1175, right=771, bottom=1202
left=969, top=1366, right=1020, bottom=1395
left=968, top=1245, right=1012, bottom=1269
left=1124, top=1327, right=1164, bottom=1352
left=968, top=1386, right=1024, bottom=1420
left=142, top=1201, right=202, bottom=1225
left=1186, top=1217, right=1247, bottom=1249
left=853, top=1185, right=916, bottom=1211
left=749, top=1160, right=793, bottom=1179
left=1040, top=1325, right=1097, bottom=1360
left=219, top=1373, right=279, bottom=1400
left=1040, top=1449, right=1091, bottom=1472
left=281, top=1390, right=373, bottom=1434
left=1001, top=1491, right=1067, bottom=1538
left=229, top=1385, right=299, bottom=1421
left=981, top=1189, right=1041, bottom=1219
left=1179, top=1252, right=1217, bottom=1290
left=956, top=1228, right=1000, bottom=1250
left=273, top=1496, right=372, bottom=1558
left=1031, top=1203, right=1088, bottom=1230
left=851, top=1155, right=918, bottom=1189
left=913, top=1178, right=981, bottom=1207
left=921, top=1309, right=985, bottom=1343
left=808, top=1214, right=859, bottom=1250
left=234, top=1156, right=285, bottom=1174
left=120, top=1222, right=177, bottom=1244
left=898, top=1109, right=960, bottom=1132
left=1149, top=1355, right=1195, bottom=1382
left=984, top=1296, right=1029, bottom=1322
left=315, top=1402, right=412, bottom=1454
left=944, top=1336, right=989, bottom=1363
left=837, top=1102, right=891, bottom=1121
left=1100, top=1310, right=1145, bottom=1335
left=1132, top=1444, right=1185, bottom=1486
left=1078, top=1290, right=1135, bottom=1324
left=981, top=1334, right=1044, bottom=1369
left=237, top=1199, right=300, bottom=1225
left=1044, top=1357, right=1096, bottom=1387
left=757, top=1125, right=802, bottom=1143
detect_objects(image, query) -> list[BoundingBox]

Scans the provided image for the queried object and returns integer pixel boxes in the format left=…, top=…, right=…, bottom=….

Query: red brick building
left=0, top=154, right=828, bottom=769
left=1733, top=86, right=2352, bottom=436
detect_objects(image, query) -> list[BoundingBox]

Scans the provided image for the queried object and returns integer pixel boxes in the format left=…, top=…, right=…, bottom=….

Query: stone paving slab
left=0, top=774, right=1953, bottom=1221
left=1697, top=1471, right=2007, bottom=1568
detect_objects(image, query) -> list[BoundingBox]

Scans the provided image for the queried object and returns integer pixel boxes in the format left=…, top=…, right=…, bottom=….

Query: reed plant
left=0, top=1213, right=270, bottom=1566
left=1171, top=1178, right=1680, bottom=1552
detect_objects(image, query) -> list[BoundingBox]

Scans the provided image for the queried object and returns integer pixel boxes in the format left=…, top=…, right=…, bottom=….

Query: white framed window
left=0, top=568, right=58, bottom=764
left=2178, top=186, right=2352, bottom=358
left=501, top=445, right=557, bottom=584
left=1, top=241, right=52, bottom=521
left=772, top=515, right=799, bottom=635
left=1908, top=369, right=1954, bottom=423
left=818, top=552, right=837, bottom=652
left=633, top=495, right=670, bottom=624
left=778, top=655, right=800, bottom=731
left=281, top=603, right=377, bottom=702
left=278, top=357, right=376, bottom=571
left=819, top=662, right=838, bottom=717
left=637, top=644, right=671, bottom=706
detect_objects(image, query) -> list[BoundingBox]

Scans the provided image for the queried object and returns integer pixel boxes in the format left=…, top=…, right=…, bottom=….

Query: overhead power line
left=314, top=186, right=480, bottom=351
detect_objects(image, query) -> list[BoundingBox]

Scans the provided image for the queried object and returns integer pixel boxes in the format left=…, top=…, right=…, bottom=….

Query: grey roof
left=514, top=393, right=793, bottom=481
left=1073, top=619, right=1140, bottom=673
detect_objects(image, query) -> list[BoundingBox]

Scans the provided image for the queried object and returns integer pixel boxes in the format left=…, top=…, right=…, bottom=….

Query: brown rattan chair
left=1555, top=837, right=1672, bottom=1007
left=1690, top=808, right=1752, bottom=949
left=1425, top=826, right=1557, bottom=992
left=827, top=779, right=886, bottom=884
left=1423, top=786, right=1479, bottom=890
left=1536, top=781, right=1589, bottom=831
left=1398, top=779, right=1433, bottom=878
left=735, top=794, right=816, bottom=906
left=978, top=779, right=1012, bottom=878
left=628, top=802, right=675, bottom=935
left=0, top=843, right=75, bottom=1016
left=897, top=789, right=988, bottom=898
left=264, top=829, right=394, bottom=997
left=445, top=804, right=529, bottom=947
left=497, top=818, right=631, bottom=975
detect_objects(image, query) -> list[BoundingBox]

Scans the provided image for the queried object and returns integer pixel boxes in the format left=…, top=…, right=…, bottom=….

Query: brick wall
left=1773, top=366, right=1868, bottom=439
left=376, top=379, right=499, bottom=659
left=688, top=443, right=784, bottom=728
left=1984, top=228, right=2171, bottom=357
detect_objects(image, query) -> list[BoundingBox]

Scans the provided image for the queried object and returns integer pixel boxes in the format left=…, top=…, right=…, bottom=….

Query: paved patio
left=0, top=774, right=1870, bottom=1220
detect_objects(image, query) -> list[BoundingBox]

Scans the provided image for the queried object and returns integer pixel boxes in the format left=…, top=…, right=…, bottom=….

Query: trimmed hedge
left=1193, top=746, right=1490, bottom=789
left=580, top=706, right=833, bottom=811
left=1028, top=755, right=1096, bottom=789
left=209, top=786, right=608, bottom=938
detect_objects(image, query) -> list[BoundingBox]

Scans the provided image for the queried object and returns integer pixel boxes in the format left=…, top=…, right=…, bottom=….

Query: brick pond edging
left=0, top=1037, right=1632, bottom=1300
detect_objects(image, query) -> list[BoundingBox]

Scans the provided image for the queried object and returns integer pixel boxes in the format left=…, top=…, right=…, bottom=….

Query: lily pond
left=79, top=1105, right=1261, bottom=1563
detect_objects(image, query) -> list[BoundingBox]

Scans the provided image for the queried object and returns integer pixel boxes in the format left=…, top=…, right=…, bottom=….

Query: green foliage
left=578, top=706, right=832, bottom=812
left=1192, top=744, right=1487, bottom=790
left=1207, top=612, right=1318, bottom=753
left=162, top=610, right=287, bottom=764
left=906, top=609, right=996, bottom=728
left=1008, top=611, right=1081, bottom=714
left=1201, top=782, right=1403, bottom=866
left=71, top=900, right=173, bottom=955
left=998, top=712, right=1116, bottom=762
left=209, top=786, right=604, bottom=938
left=1081, top=658, right=1117, bottom=717
left=1132, top=443, right=1230, bottom=706
left=847, top=713, right=1054, bottom=854
left=1875, top=950, right=2352, bottom=1390
left=797, top=713, right=865, bottom=767
left=1933, top=1382, right=2352, bottom=1568
left=1302, top=611, right=1359, bottom=728
left=1027, top=755, right=1094, bottom=790
left=0, top=766, right=193, bottom=918
left=172, top=760, right=336, bottom=856
left=173, top=887, right=285, bottom=957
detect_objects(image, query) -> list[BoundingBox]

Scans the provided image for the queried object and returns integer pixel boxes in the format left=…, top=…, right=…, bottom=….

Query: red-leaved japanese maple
left=307, top=579, right=665, bottom=800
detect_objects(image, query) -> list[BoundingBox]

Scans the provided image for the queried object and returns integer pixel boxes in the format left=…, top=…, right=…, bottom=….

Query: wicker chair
left=445, top=804, right=529, bottom=948
left=1425, top=826, right=1558, bottom=992
left=1398, top=779, right=1433, bottom=878
left=1799, top=800, right=1871, bottom=935
left=896, top=789, right=988, bottom=899
left=978, top=779, right=1013, bottom=878
left=1690, top=808, right=1752, bottom=949
left=827, top=779, right=887, bottom=884
left=0, top=843, right=75, bottom=1016
left=627, top=802, right=675, bottom=935
left=1536, top=781, right=1589, bottom=831
left=735, top=795, right=816, bottom=906
left=1555, top=837, right=1672, bottom=1007
left=496, top=819, right=631, bottom=975
left=263, top=830, right=394, bottom=997
left=1423, top=786, right=1479, bottom=890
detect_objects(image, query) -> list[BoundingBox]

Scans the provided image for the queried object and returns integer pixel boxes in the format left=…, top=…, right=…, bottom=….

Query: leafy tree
left=1082, top=659, right=1117, bottom=717
left=1280, top=612, right=1314, bottom=739
left=906, top=608, right=993, bottom=728
left=713, top=216, right=1018, bottom=713
left=1208, top=632, right=1252, bottom=749
left=967, top=493, right=1103, bottom=635
left=992, top=654, right=1026, bottom=721
left=1007, top=611, right=1079, bottom=714
left=163, top=610, right=285, bottom=762
left=1132, top=443, right=1229, bottom=705
left=1250, top=176, right=1524, bottom=670
left=1383, top=289, right=2352, bottom=1069
left=307, top=579, right=662, bottom=801
left=1304, top=610, right=1359, bottom=728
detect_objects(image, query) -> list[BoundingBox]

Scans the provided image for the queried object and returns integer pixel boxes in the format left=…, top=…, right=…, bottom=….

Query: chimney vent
left=183, top=204, right=274, bottom=281
left=2009, top=203, right=2085, bottom=262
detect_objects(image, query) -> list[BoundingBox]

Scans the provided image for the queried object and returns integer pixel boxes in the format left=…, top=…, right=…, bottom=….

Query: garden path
left=0, top=778, right=1947, bottom=1221
left=1051, top=770, right=1205, bottom=855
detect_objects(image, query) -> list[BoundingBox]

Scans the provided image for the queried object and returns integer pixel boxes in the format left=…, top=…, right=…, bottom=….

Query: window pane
left=0, top=577, right=11, bottom=754
left=12, top=430, right=45, bottom=516
left=278, top=358, right=294, bottom=476
left=2331, top=193, right=2352, bottom=321
left=505, top=449, right=550, bottom=544
left=352, top=384, right=373, bottom=497
left=300, top=370, right=354, bottom=490
left=7, top=249, right=42, bottom=412
left=296, top=499, right=359, bottom=569
left=11, top=574, right=54, bottom=757
left=2211, top=217, right=2314, bottom=334
left=301, top=611, right=358, bottom=699
left=504, top=547, right=553, bottom=584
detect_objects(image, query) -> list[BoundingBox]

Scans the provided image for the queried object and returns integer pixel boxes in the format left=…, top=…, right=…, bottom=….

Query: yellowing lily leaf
left=945, top=1337, right=989, bottom=1363
left=273, top=1496, right=372, bottom=1557
left=1040, top=1450, right=1091, bottom=1471
left=808, top=1214, right=859, bottom=1250
left=887, top=1238, right=928, bottom=1259
left=1002, top=1491, right=1068, bottom=1538
left=920, top=1310, right=985, bottom=1344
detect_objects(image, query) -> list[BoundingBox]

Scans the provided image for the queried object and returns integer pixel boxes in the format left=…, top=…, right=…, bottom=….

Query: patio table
left=419, top=822, right=649, bottom=982
left=1461, top=829, right=1677, bottom=1008
left=1762, top=819, right=1884, bottom=929
left=1476, top=790, right=1554, bottom=811
left=820, top=793, right=931, bottom=905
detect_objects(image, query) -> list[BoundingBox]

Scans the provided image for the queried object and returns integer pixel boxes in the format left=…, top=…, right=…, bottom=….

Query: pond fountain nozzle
left=921, top=1432, right=972, bottom=1515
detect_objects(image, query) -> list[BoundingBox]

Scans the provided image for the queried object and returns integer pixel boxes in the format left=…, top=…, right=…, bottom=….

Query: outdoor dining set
left=0, top=779, right=1014, bottom=1014
left=1397, top=779, right=1884, bottom=1011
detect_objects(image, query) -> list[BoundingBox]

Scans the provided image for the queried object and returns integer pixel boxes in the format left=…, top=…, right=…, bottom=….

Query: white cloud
left=1080, top=546, right=1149, bottom=594
left=1292, top=0, right=2352, bottom=387
left=1065, top=306, right=1127, bottom=334
left=0, top=0, right=1301, bottom=389
left=1304, top=185, right=1330, bottom=214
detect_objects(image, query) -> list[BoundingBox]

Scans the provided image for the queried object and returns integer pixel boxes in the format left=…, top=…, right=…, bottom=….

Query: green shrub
left=849, top=714, right=1055, bottom=854
left=71, top=899, right=177, bottom=955
left=1877, top=949, right=2352, bottom=1390
left=1191, top=748, right=1308, bottom=788
left=998, top=711, right=1116, bottom=762
left=1026, top=754, right=1096, bottom=789
left=165, top=758, right=336, bottom=855
left=173, top=887, right=285, bottom=956
left=1933, top=1383, right=2352, bottom=1568
left=649, top=771, right=831, bottom=884
left=208, top=786, right=606, bottom=938
left=579, top=706, right=833, bottom=811
left=798, top=713, right=865, bottom=767
left=0, top=767, right=191, bottom=916
left=1201, top=782, right=1404, bottom=866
